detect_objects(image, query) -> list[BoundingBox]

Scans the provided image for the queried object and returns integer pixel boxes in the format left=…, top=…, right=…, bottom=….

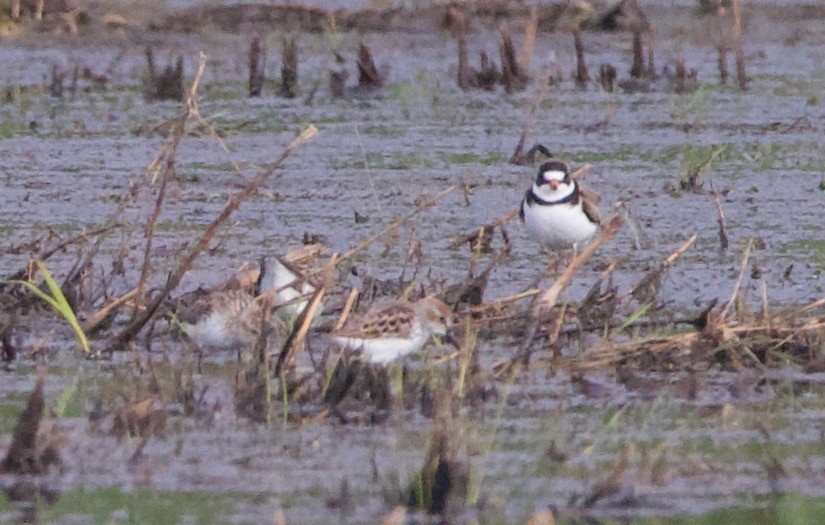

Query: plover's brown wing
left=580, top=187, right=602, bottom=225
left=334, top=302, right=415, bottom=339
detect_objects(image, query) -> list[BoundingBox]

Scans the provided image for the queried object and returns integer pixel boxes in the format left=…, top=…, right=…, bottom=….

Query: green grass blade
left=614, top=302, right=652, bottom=333
left=35, top=262, right=90, bottom=354
left=53, top=372, right=80, bottom=418
left=2, top=261, right=90, bottom=353
left=5, top=279, right=60, bottom=310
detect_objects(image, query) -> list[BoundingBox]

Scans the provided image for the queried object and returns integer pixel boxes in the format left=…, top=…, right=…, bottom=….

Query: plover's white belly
left=523, top=202, right=597, bottom=249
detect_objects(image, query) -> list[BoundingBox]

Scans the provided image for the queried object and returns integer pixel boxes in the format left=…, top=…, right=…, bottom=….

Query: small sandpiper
left=181, top=289, right=274, bottom=352
left=329, top=297, right=454, bottom=364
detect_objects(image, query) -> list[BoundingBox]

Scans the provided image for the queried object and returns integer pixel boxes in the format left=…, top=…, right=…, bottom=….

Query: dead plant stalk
left=624, top=234, right=697, bottom=301
left=720, top=238, right=753, bottom=321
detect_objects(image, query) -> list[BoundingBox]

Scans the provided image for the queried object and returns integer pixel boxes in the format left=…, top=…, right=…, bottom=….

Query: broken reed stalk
left=457, top=35, right=471, bottom=90
left=569, top=163, right=590, bottom=181
left=731, top=0, right=747, bottom=90
left=801, top=298, right=825, bottom=313
left=249, top=36, right=265, bottom=97
left=468, top=288, right=540, bottom=314
left=108, top=60, right=318, bottom=350
left=132, top=53, right=209, bottom=318
left=720, top=238, right=753, bottom=321
left=535, top=215, right=624, bottom=313
left=573, top=30, right=589, bottom=88
left=279, top=37, right=299, bottom=98
left=711, top=188, right=729, bottom=250
left=717, top=44, right=728, bottom=85
left=630, top=29, right=644, bottom=78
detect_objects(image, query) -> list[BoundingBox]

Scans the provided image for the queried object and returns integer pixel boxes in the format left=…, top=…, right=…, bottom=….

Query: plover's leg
left=545, top=249, right=567, bottom=277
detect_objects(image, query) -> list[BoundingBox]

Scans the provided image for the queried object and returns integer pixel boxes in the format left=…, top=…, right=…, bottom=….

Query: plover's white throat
left=519, top=159, right=600, bottom=249
left=330, top=297, right=454, bottom=364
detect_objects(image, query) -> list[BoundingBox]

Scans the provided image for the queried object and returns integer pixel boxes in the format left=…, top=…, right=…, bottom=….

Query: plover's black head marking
left=536, top=160, right=570, bottom=186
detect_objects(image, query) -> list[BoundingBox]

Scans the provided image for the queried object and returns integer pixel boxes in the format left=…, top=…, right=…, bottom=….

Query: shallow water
left=1, top=1, right=825, bottom=523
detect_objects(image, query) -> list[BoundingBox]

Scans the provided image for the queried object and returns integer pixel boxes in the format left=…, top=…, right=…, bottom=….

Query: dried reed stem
left=801, top=299, right=825, bottom=313
left=136, top=148, right=173, bottom=317
left=334, top=288, right=360, bottom=331
left=570, top=163, right=590, bottom=180
left=468, top=288, right=540, bottom=314
left=81, top=286, right=138, bottom=333
left=720, top=238, right=753, bottom=321
left=712, top=189, right=729, bottom=250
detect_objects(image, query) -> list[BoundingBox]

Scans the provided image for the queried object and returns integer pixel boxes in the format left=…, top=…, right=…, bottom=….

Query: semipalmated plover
left=519, top=159, right=600, bottom=249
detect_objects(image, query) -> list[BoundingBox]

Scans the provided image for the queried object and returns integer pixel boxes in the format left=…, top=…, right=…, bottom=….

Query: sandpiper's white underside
left=331, top=324, right=430, bottom=364
left=185, top=311, right=245, bottom=350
